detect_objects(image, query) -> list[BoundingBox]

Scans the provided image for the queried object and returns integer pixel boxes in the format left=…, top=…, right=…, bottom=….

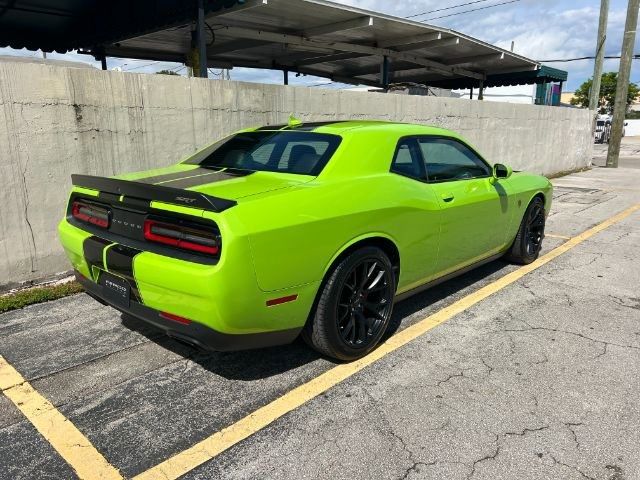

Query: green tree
left=570, top=72, right=639, bottom=113
left=156, top=69, right=179, bottom=76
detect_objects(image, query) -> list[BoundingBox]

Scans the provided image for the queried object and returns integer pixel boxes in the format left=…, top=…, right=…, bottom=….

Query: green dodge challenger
left=58, top=120, right=552, bottom=361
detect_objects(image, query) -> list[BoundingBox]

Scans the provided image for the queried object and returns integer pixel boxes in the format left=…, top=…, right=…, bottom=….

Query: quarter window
left=418, top=137, right=490, bottom=182
left=391, top=139, right=424, bottom=179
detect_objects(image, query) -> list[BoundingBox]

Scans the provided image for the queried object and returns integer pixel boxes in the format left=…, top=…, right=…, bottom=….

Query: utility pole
left=589, top=0, right=609, bottom=113
left=606, top=0, right=639, bottom=168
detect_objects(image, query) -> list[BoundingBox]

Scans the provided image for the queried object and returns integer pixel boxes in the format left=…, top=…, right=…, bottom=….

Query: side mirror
left=493, top=163, right=512, bottom=180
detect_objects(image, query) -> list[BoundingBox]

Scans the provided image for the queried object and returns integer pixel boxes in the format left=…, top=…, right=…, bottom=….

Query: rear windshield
left=185, top=131, right=342, bottom=176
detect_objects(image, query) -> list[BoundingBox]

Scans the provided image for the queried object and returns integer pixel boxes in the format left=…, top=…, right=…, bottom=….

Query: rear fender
left=320, top=232, right=399, bottom=281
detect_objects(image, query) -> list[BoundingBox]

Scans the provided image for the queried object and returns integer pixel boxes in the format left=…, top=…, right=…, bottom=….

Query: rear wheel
left=303, top=247, right=396, bottom=361
left=504, top=197, right=546, bottom=264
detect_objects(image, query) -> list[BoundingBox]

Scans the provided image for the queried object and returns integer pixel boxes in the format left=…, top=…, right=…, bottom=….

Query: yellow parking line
left=546, top=233, right=571, bottom=240
left=0, top=356, right=123, bottom=480
left=135, top=203, right=640, bottom=480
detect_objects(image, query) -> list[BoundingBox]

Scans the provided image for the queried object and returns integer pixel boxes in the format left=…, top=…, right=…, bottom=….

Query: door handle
left=441, top=192, right=455, bottom=203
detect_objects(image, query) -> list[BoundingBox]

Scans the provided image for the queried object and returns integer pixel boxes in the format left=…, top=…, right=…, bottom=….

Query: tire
left=302, top=246, right=396, bottom=361
left=504, top=197, right=546, bottom=265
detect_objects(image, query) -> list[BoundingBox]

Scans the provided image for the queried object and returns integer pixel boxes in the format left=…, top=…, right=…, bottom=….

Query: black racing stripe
left=83, top=236, right=111, bottom=272
left=105, top=244, right=143, bottom=303
left=256, top=124, right=287, bottom=131
left=159, top=171, right=252, bottom=190
left=95, top=192, right=150, bottom=214
left=120, top=197, right=151, bottom=210
left=98, top=192, right=121, bottom=204
left=285, top=121, right=350, bottom=131
left=256, top=121, right=349, bottom=131
left=135, top=168, right=222, bottom=185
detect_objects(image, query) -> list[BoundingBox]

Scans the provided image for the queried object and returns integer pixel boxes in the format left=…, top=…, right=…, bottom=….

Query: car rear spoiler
left=72, top=174, right=237, bottom=213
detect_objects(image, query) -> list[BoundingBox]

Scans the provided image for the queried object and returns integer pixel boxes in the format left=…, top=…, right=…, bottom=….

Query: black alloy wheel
left=303, top=246, right=397, bottom=361
left=524, top=201, right=545, bottom=257
left=504, top=197, right=546, bottom=265
left=336, top=259, right=394, bottom=348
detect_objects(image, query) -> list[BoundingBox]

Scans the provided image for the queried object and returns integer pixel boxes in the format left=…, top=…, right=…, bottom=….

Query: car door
left=416, top=136, right=510, bottom=276
left=389, top=138, right=443, bottom=290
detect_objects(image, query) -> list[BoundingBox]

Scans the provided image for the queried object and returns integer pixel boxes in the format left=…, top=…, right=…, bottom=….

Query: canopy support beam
left=195, top=0, right=208, bottom=78
left=218, top=25, right=485, bottom=80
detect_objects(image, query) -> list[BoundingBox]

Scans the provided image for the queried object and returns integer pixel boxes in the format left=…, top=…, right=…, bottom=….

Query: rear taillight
left=143, top=219, right=219, bottom=255
left=160, top=312, right=192, bottom=325
left=71, top=201, right=110, bottom=228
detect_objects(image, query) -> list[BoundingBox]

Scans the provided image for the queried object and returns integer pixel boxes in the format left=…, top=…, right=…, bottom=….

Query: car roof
left=250, top=120, right=460, bottom=138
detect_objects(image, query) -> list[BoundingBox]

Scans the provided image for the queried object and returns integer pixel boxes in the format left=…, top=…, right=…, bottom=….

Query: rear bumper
left=76, top=271, right=301, bottom=352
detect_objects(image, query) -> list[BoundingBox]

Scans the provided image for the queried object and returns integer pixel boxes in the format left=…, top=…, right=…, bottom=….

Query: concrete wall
left=0, top=62, right=593, bottom=289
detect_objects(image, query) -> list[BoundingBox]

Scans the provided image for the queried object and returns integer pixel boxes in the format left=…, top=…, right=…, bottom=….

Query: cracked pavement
left=1, top=166, right=639, bottom=480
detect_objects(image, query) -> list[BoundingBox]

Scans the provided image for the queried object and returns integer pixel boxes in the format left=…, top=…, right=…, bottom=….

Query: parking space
left=1, top=167, right=639, bottom=480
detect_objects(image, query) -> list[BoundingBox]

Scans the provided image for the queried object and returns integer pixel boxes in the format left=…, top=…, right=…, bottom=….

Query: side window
left=418, top=137, right=490, bottom=182
left=391, top=139, right=424, bottom=180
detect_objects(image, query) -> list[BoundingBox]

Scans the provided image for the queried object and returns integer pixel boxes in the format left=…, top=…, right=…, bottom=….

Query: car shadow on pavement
left=121, top=259, right=511, bottom=381
left=386, top=259, right=512, bottom=338
left=121, top=314, right=322, bottom=381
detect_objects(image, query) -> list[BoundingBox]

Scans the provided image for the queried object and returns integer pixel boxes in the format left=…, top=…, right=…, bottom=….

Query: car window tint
left=250, top=143, right=276, bottom=165
left=418, top=137, right=490, bottom=182
left=186, top=131, right=341, bottom=176
left=279, top=141, right=329, bottom=170
left=391, top=140, right=423, bottom=179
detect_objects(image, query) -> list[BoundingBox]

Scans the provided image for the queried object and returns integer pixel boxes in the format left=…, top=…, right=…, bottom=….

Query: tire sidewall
left=316, top=247, right=396, bottom=361
left=518, top=197, right=545, bottom=264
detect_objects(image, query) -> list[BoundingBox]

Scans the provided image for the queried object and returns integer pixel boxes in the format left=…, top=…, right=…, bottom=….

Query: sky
left=1, top=0, right=638, bottom=92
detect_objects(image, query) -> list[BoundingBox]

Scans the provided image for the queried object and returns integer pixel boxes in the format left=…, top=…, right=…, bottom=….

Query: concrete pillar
left=194, top=0, right=208, bottom=78
left=381, top=56, right=390, bottom=88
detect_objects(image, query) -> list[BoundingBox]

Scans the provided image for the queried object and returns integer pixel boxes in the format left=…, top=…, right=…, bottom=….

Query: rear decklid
left=115, top=164, right=313, bottom=202
left=68, top=166, right=312, bottom=263
left=68, top=174, right=234, bottom=265
left=72, top=174, right=237, bottom=213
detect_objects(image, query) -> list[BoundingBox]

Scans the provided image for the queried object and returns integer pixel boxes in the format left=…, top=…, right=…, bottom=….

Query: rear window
left=185, top=131, right=342, bottom=176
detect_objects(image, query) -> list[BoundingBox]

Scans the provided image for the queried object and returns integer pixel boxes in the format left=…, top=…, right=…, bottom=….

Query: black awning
left=0, top=0, right=243, bottom=53
left=427, top=66, right=569, bottom=90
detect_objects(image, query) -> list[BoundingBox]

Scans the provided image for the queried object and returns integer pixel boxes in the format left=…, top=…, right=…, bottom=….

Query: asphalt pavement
left=1, top=165, right=639, bottom=480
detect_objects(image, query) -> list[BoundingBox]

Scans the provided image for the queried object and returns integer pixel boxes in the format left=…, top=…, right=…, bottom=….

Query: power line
left=307, top=82, right=336, bottom=87
left=406, top=0, right=494, bottom=19
left=419, top=0, right=522, bottom=22
left=122, top=61, right=160, bottom=71
left=537, top=54, right=640, bottom=62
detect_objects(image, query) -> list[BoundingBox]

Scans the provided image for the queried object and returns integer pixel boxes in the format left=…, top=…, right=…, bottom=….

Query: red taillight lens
left=144, top=219, right=219, bottom=255
left=160, top=312, right=192, bottom=325
left=71, top=201, right=110, bottom=228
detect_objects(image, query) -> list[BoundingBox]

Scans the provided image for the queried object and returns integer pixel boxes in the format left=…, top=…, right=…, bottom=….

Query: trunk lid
left=116, top=165, right=313, bottom=202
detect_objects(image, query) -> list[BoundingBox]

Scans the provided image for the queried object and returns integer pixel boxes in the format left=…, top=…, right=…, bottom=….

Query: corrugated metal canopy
left=101, top=0, right=543, bottom=87
left=0, top=0, right=564, bottom=89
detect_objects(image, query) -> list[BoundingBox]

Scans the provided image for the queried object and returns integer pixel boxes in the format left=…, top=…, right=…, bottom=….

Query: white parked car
left=594, top=115, right=627, bottom=144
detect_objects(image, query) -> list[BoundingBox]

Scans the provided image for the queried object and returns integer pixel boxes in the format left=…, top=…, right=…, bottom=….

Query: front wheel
left=504, top=197, right=546, bottom=264
left=303, top=247, right=396, bottom=361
